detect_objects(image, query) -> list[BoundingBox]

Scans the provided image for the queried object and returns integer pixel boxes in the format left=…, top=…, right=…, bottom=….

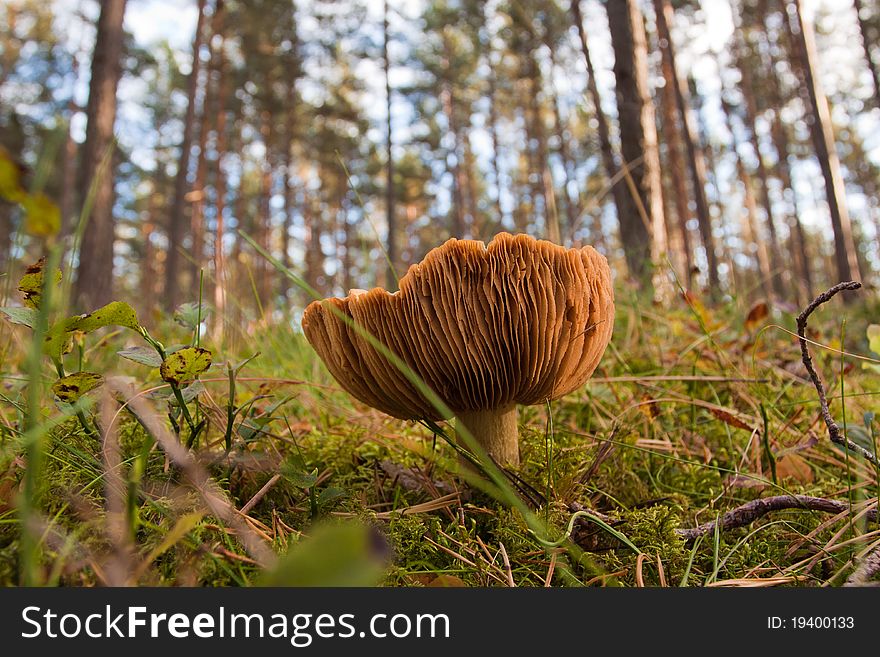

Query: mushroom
left=301, top=232, right=614, bottom=467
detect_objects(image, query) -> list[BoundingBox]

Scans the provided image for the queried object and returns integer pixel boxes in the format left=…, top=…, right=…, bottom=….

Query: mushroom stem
left=455, top=405, right=519, bottom=467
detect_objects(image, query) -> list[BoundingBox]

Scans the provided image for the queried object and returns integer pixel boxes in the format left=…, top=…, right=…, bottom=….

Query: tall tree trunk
left=606, top=0, right=670, bottom=297
left=141, top=182, right=161, bottom=314
left=383, top=0, right=397, bottom=289
left=212, top=0, right=228, bottom=337
left=258, top=109, right=274, bottom=308
left=440, top=80, right=466, bottom=238
left=654, top=0, right=719, bottom=296
left=756, top=2, right=813, bottom=304
left=653, top=0, right=693, bottom=284
left=164, top=0, right=207, bottom=311
left=526, top=53, right=560, bottom=244
left=547, top=48, right=579, bottom=244
left=571, top=0, right=617, bottom=252
left=303, top=187, right=324, bottom=295
left=853, top=0, right=880, bottom=109
left=190, top=91, right=212, bottom=298
left=282, top=81, right=295, bottom=281
left=59, top=89, right=79, bottom=239
left=721, top=98, right=772, bottom=299
left=787, top=0, right=861, bottom=285
left=732, top=17, right=785, bottom=299
left=487, top=51, right=505, bottom=230
left=73, top=0, right=128, bottom=311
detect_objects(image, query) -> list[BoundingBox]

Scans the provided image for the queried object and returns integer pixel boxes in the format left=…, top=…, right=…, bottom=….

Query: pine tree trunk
left=383, top=0, right=397, bottom=288
left=853, top=0, right=880, bottom=109
left=721, top=98, right=772, bottom=299
left=653, top=0, right=719, bottom=296
left=164, top=0, right=207, bottom=311
left=547, top=48, right=579, bottom=243
left=733, top=21, right=785, bottom=299
left=258, top=109, right=274, bottom=308
left=571, top=0, right=616, bottom=251
left=526, top=54, right=560, bottom=244
left=761, top=4, right=813, bottom=304
left=653, top=0, right=693, bottom=284
left=73, top=0, right=128, bottom=311
left=788, top=0, right=861, bottom=286
left=441, top=80, right=466, bottom=239
left=487, top=53, right=505, bottom=230
left=212, top=3, right=228, bottom=338
left=606, top=0, right=669, bottom=297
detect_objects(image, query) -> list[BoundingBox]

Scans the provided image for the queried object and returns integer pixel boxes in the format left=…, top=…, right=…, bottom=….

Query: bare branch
left=675, top=494, right=878, bottom=541
left=795, top=280, right=878, bottom=465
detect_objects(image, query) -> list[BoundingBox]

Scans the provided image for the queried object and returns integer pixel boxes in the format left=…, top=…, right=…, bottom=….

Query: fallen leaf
left=710, top=407, right=754, bottom=432
left=744, top=301, right=769, bottom=333
left=775, top=452, right=814, bottom=483
left=427, top=574, right=467, bottom=587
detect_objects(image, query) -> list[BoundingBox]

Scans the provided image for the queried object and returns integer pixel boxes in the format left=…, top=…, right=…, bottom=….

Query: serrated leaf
left=173, top=302, right=211, bottom=330
left=52, top=372, right=104, bottom=403
left=18, top=257, right=62, bottom=309
left=159, top=346, right=212, bottom=386
left=117, top=346, right=163, bottom=367
left=0, top=306, right=37, bottom=328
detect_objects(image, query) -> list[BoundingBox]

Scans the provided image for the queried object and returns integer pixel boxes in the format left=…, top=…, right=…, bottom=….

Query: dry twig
left=676, top=495, right=878, bottom=541
left=796, top=280, right=878, bottom=465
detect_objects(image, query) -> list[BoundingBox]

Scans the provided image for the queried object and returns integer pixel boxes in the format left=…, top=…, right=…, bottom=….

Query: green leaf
left=316, top=486, right=347, bottom=508
left=172, top=380, right=206, bottom=404
left=118, top=346, right=163, bottom=368
left=0, top=306, right=37, bottom=328
left=70, top=301, right=141, bottom=333
left=173, top=302, right=211, bottom=330
left=45, top=301, right=142, bottom=360
left=283, top=468, right=319, bottom=489
left=18, top=257, right=62, bottom=309
left=159, top=346, right=212, bottom=386
left=258, top=522, right=387, bottom=587
left=52, top=372, right=104, bottom=403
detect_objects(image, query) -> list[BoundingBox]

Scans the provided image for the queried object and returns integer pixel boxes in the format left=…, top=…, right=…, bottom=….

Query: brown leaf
left=709, top=407, right=753, bottom=432
left=426, top=574, right=467, bottom=587
left=775, top=453, right=814, bottom=483
left=744, top=302, right=769, bottom=333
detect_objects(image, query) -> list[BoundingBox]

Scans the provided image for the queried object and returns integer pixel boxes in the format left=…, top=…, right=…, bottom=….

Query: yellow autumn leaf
left=22, top=192, right=61, bottom=237
left=0, top=152, right=26, bottom=203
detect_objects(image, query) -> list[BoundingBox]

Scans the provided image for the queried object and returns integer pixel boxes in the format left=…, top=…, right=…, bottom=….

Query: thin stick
left=676, top=495, right=878, bottom=541
left=240, top=474, right=281, bottom=515
left=499, top=541, right=515, bottom=587
left=796, top=281, right=878, bottom=465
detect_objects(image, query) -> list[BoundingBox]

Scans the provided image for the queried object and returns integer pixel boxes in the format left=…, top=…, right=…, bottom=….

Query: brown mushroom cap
left=301, top=232, right=614, bottom=422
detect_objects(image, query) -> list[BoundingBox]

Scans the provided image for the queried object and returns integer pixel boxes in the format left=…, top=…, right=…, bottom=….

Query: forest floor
left=1, top=273, right=879, bottom=587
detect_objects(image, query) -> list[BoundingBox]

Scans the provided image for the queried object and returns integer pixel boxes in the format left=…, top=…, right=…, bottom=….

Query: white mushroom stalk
left=301, top=233, right=615, bottom=467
